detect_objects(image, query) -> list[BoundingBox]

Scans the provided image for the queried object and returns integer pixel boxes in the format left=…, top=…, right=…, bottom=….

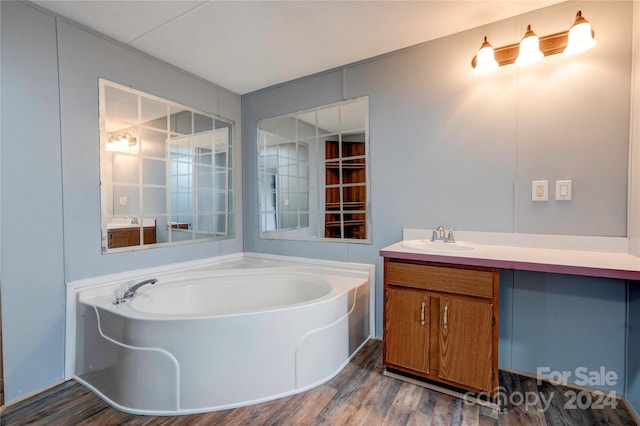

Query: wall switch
left=119, top=196, right=127, bottom=206
left=556, top=180, right=572, bottom=200
left=532, top=180, right=548, bottom=201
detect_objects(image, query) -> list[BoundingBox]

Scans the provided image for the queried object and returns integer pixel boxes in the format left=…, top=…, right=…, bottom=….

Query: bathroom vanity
left=383, top=258, right=499, bottom=394
left=381, top=228, right=640, bottom=403
left=107, top=223, right=156, bottom=249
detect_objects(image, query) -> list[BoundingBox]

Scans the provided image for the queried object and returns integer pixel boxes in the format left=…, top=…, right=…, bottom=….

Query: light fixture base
left=472, top=30, right=570, bottom=69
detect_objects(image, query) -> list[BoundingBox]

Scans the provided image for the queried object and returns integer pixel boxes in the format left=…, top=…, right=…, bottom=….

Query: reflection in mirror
left=99, top=79, right=234, bottom=253
left=257, top=97, right=369, bottom=242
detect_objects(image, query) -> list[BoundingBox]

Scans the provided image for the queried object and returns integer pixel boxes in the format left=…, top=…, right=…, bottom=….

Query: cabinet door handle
left=420, top=302, right=426, bottom=325
left=443, top=305, right=448, bottom=330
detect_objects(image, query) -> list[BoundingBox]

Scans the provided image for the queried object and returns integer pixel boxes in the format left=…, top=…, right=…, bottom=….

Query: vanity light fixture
left=106, top=133, right=138, bottom=151
left=471, top=10, right=596, bottom=73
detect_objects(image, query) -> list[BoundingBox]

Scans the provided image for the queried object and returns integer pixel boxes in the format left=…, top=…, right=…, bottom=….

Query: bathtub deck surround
left=68, top=253, right=374, bottom=415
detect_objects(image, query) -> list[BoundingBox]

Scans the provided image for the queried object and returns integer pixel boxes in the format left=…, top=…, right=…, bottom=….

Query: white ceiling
left=32, top=0, right=564, bottom=95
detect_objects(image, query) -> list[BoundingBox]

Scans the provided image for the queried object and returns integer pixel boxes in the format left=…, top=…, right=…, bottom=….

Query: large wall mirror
left=99, top=79, right=234, bottom=253
left=257, top=96, right=370, bottom=243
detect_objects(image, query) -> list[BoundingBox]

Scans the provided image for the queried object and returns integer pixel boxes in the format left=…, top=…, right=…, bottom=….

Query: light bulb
left=515, top=25, right=543, bottom=66
left=474, top=36, right=499, bottom=74
left=564, top=11, right=596, bottom=55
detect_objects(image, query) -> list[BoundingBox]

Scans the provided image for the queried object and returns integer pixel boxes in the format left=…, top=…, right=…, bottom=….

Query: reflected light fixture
left=106, top=133, right=138, bottom=151
left=471, top=10, right=596, bottom=73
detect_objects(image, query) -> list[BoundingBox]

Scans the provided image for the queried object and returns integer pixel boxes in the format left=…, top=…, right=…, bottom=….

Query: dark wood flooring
left=0, top=340, right=637, bottom=425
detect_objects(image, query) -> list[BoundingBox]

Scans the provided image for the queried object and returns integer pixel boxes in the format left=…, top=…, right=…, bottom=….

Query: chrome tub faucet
left=114, top=278, right=158, bottom=305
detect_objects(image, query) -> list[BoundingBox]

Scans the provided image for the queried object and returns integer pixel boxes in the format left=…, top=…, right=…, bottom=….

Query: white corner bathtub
left=71, top=254, right=372, bottom=415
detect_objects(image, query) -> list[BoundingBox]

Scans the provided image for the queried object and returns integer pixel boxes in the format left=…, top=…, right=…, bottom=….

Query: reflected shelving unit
left=325, top=140, right=367, bottom=239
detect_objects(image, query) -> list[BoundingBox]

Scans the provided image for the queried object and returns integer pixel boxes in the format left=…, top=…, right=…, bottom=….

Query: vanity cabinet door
left=439, top=295, right=494, bottom=392
left=384, top=287, right=430, bottom=373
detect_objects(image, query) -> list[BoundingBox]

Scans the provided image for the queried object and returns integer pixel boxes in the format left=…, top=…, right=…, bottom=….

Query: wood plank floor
left=1, top=340, right=637, bottom=425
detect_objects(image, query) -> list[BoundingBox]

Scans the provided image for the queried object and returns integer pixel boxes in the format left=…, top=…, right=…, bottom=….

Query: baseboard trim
left=621, top=396, right=640, bottom=425
left=1, top=379, right=65, bottom=409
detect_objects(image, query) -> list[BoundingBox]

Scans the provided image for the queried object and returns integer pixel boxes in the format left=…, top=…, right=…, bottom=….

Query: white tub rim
left=80, top=269, right=367, bottom=321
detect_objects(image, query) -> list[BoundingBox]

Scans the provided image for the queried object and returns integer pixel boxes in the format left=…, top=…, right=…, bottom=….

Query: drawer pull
left=443, top=305, right=449, bottom=330
left=420, top=302, right=426, bottom=325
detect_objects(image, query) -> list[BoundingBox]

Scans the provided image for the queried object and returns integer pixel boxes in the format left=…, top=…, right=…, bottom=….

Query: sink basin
left=401, top=239, right=475, bottom=253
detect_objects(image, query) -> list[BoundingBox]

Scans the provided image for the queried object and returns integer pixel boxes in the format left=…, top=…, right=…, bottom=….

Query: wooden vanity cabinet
left=383, top=258, right=499, bottom=395
left=108, top=225, right=156, bottom=249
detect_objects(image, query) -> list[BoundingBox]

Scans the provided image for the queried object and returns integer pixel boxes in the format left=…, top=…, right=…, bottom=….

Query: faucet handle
left=447, top=228, right=456, bottom=243
left=113, top=289, right=126, bottom=305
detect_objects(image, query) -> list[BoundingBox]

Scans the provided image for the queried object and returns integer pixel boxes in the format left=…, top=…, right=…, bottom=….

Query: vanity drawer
left=385, top=259, right=494, bottom=298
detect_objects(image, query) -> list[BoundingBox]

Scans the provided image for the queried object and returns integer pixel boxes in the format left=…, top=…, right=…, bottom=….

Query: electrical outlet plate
left=532, top=180, right=548, bottom=201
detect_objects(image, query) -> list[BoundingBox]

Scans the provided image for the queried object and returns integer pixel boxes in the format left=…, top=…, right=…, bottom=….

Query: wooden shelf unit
left=324, top=140, right=367, bottom=239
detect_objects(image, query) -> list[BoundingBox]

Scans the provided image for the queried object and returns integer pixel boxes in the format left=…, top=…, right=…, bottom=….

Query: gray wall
left=57, top=19, right=242, bottom=282
left=243, top=0, right=633, bottom=397
left=1, top=0, right=65, bottom=402
left=0, top=1, right=242, bottom=403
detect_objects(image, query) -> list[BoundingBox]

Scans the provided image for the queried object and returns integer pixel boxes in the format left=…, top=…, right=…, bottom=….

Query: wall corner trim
left=628, top=0, right=640, bottom=256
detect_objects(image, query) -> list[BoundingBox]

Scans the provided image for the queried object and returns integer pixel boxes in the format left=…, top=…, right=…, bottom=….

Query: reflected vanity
left=257, top=96, right=370, bottom=242
left=99, top=79, right=234, bottom=252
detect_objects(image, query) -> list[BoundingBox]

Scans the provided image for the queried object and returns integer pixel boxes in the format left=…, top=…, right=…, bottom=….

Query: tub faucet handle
left=113, top=289, right=126, bottom=305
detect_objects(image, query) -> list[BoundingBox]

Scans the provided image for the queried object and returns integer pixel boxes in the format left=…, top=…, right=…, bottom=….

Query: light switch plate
left=532, top=180, right=548, bottom=201
left=556, top=180, right=572, bottom=200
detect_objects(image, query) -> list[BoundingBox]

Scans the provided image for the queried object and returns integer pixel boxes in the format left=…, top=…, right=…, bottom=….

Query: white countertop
left=380, top=229, right=640, bottom=281
left=107, top=218, right=156, bottom=230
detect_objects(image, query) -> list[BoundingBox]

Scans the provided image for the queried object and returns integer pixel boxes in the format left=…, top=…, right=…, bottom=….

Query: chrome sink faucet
left=114, top=278, right=158, bottom=305
left=431, top=226, right=455, bottom=243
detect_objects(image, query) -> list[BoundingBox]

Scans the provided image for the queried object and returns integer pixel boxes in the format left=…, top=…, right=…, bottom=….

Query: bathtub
left=70, top=254, right=373, bottom=415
